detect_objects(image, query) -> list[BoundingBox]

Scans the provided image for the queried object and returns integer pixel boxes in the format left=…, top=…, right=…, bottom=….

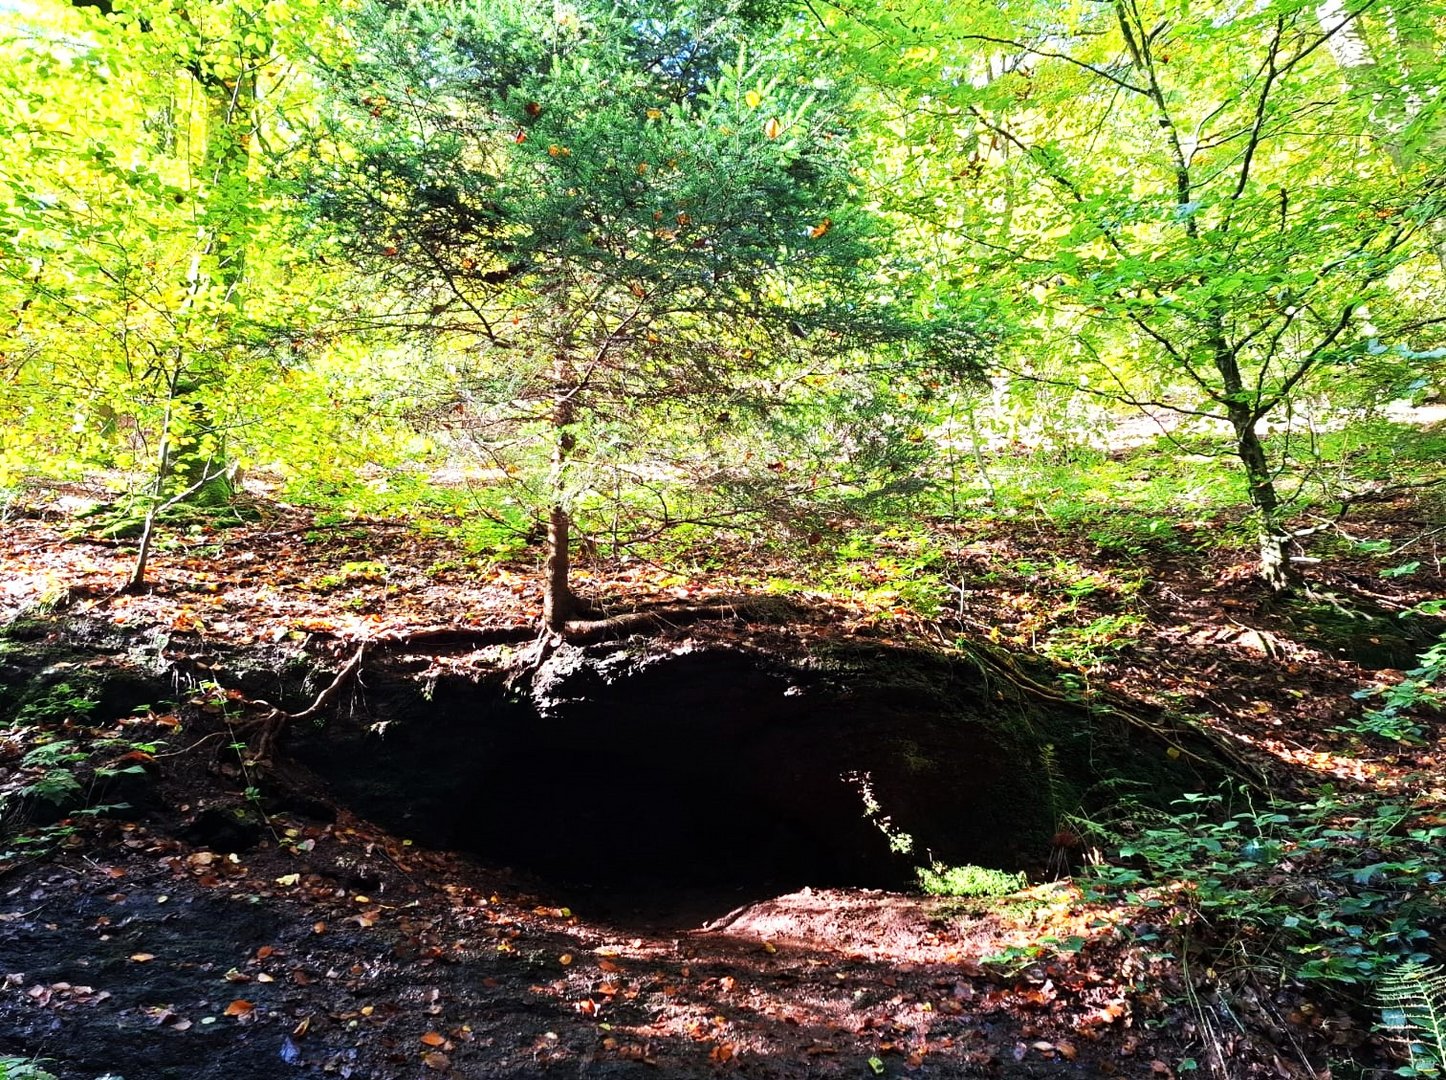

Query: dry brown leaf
left=129, top=953, right=155, bottom=963
left=223, top=999, right=254, bottom=1017
left=422, top=1051, right=450, bottom=1070
left=420, top=1032, right=447, bottom=1047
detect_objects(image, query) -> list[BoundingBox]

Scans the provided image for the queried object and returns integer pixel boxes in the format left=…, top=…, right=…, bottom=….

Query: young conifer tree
left=304, top=0, right=991, bottom=629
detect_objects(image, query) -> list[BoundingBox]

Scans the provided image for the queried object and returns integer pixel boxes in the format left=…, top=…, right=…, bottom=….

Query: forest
left=0, top=0, right=1444, bottom=1076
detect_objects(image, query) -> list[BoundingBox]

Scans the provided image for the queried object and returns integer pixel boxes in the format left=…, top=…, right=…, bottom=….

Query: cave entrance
left=292, top=646, right=1066, bottom=925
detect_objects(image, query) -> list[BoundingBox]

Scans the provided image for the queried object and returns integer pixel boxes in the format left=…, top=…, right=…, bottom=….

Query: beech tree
left=303, top=0, right=991, bottom=629
left=822, top=0, right=1446, bottom=589
left=0, top=0, right=347, bottom=587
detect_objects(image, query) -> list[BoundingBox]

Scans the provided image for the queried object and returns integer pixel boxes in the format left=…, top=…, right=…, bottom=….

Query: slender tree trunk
left=170, top=65, right=257, bottom=507
left=542, top=353, right=578, bottom=632
left=543, top=503, right=572, bottom=631
left=1227, top=404, right=1296, bottom=592
left=964, top=397, right=997, bottom=505
left=1208, top=313, right=1298, bottom=592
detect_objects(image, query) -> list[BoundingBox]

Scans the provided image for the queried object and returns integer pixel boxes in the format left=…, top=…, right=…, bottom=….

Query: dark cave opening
left=289, top=645, right=1120, bottom=923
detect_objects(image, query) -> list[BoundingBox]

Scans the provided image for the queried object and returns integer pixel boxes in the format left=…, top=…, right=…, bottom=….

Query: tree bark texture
left=542, top=354, right=578, bottom=631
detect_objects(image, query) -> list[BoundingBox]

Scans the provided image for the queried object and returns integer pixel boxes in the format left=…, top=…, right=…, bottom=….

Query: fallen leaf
left=129, top=953, right=155, bottom=963
left=223, top=999, right=254, bottom=1017
left=420, top=1032, right=447, bottom=1047
left=422, top=1051, right=450, bottom=1070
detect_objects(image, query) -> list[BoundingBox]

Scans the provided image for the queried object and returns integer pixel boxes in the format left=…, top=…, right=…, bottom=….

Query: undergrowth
left=1343, top=601, right=1446, bottom=745
left=1078, top=789, right=1446, bottom=985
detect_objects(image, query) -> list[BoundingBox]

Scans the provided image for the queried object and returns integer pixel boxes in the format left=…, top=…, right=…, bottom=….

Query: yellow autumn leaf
left=744, top=90, right=762, bottom=108
left=764, top=117, right=782, bottom=139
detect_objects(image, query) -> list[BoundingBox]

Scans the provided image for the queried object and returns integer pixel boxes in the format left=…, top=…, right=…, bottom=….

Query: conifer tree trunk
left=543, top=354, right=578, bottom=631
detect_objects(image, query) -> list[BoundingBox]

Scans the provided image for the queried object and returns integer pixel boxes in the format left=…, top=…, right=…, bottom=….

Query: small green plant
left=16, top=740, right=87, bottom=806
left=1377, top=961, right=1446, bottom=1077
left=0, top=1056, right=60, bottom=1080
left=846, top=771, right=915, bottom=855
left=311, top=559, right=388, bottom=591
left=983, top=932, right=1087, bottom=972
left=916, top=862, right=1027, bottom=898
left=1382, top=561, right=1423, bottom=580
left=1039, top=614, right=1143, bottom=671
left=14, top=682, right=99, bottom=726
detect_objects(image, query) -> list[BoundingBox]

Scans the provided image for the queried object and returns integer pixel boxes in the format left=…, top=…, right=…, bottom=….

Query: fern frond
left=1378, top=961, right=1446, bottom=1076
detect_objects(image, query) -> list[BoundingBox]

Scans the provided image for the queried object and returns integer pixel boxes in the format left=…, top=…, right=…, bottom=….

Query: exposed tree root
left=221, top=595, right=1265, bottom=788
left=238, top=639, right=376, bottom=760
left=945, top=634, right=1275, bottom=790
left=222, top=603, right=781, bottom=756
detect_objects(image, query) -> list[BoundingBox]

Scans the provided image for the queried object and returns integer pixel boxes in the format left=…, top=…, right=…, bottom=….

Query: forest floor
left=0, top=477, right=1442, bottom=1079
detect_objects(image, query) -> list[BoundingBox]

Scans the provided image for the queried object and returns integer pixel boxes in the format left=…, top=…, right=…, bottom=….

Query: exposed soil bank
left=0, top=618, right=1242, bottom=1079
left=285, top=638, right=1214, bottom=912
